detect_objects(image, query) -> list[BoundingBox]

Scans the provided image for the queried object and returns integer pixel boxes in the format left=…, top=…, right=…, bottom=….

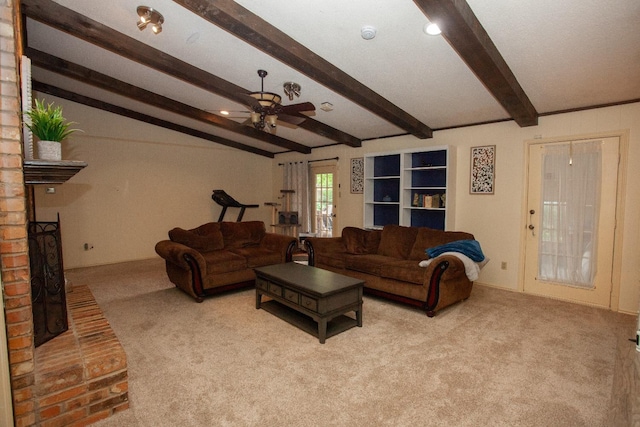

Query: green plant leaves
left=23, top=99, right=81, bottom=142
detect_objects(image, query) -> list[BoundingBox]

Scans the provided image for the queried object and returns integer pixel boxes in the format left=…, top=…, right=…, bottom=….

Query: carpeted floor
left=65, top=258, right=635, bottom=426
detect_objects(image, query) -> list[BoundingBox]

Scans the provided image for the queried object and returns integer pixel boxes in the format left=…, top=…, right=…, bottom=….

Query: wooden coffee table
left=254, top=263, right=364, bottom=343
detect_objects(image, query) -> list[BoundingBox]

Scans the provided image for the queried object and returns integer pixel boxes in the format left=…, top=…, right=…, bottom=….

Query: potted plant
left=23, top=99, right=81, bottom=161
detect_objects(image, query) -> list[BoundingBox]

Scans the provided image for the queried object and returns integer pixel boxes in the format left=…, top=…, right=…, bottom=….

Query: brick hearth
left=33, top=285, right=128, bottom=426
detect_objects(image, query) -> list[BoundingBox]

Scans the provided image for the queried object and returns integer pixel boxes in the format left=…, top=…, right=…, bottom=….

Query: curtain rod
left=278, top=157, right=339, bottom=166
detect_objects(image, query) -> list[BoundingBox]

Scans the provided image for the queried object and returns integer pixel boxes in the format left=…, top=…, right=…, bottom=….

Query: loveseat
left=305, top=225, right=482, bottom=316
left=155, top=221, right=297, bottom=302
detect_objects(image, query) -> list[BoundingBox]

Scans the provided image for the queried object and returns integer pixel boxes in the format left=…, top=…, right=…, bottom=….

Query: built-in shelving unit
left=364, top=153, right=401, bottom=228
left=364, top=146, right=455, bottom=230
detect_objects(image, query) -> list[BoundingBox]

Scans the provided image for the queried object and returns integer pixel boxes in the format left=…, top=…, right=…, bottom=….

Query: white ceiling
left=24, top=0, right=640, bottom=156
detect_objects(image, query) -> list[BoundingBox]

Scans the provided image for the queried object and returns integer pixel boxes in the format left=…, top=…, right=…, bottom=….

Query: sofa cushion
left=202, top=250, right=247, bottom=274
left=229, top=246, right=282, bottom=268
left=169, top=222, right=224, bottom=252
left=380, top=260, right=426, bottom=285
left=315, top=251, right=348, bottom=269
left=376, top=225, right=419, bottom=259
left=408, top=228, right=474, bottom=261
left=342, top=227, right=382, bottom=254
left=220, top=221, right=266, bottom=248
left=345, top=254, right=399, bottom=276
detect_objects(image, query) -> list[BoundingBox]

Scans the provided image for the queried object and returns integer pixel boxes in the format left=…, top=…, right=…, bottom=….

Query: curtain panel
left=538, top=140, right=602, bottom=287
left=283, top=161, right=311, bottom=233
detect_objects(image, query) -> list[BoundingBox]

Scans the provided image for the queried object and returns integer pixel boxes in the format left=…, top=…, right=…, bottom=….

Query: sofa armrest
left=304, top=237, right=346, bottom=266
left=261, top=233, right=298, bottom=262
left=421, top=254, right=472, bottom=316
left=420, top=254, right=467, bottom=280
left=155, top=240, right=207, bottom=274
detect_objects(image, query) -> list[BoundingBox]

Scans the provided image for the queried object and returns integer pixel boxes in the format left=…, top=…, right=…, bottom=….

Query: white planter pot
left=37, top=140, right=61, bottom=161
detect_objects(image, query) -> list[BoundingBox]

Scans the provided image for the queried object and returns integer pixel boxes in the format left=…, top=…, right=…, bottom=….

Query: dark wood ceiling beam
left=32, top=81, right=275, bottom=158
left=172, top=0, right=433, bottom=139
left=413, top=0, right=538, bottom=127
left=26, top=48, right=310, bottom=154
left=20, top=0, right=359, bottom=149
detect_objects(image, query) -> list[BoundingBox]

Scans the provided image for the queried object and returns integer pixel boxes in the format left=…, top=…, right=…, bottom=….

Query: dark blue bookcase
left=364, top=147, right=453, bottom=230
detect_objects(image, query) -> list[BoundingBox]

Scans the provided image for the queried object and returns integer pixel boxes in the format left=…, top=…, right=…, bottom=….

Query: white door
left=523, top=137, right=619, bottom=307
left=311, top=165, right=338, bottom=237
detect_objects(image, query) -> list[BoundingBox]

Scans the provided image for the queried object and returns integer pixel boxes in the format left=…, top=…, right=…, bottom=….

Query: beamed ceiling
left=20, top=0, right=640, bottom=158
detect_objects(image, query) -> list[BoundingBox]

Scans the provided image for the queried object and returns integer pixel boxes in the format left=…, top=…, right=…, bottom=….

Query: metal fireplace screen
left=28, top=219, right=68, bottom=347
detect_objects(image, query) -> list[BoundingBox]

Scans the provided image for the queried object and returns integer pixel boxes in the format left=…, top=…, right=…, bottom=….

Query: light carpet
left=65, top=258, right=635, bottom=426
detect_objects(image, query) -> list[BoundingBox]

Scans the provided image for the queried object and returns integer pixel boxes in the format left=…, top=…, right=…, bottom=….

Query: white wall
left=34, top=96, right=273, bottom=269
left=273, top=102, right=640, bottom=314
left=32, top=97, right=639, bottom=313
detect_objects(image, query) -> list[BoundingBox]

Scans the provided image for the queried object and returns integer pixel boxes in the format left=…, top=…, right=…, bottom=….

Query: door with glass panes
left=312, top=165, right=337, bottom=237
left=523, top=137, right=619, bottom=307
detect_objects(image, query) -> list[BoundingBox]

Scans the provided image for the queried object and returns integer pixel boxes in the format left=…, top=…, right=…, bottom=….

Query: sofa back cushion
left=376, top=225, right=419, bottom=259
left=342, top=227, right=382, bottom=254
left=220, top=221, right=266, bottom=248
left=169, top=222, right=224, bottom=252
left=408, top=228, right=475, bottom=261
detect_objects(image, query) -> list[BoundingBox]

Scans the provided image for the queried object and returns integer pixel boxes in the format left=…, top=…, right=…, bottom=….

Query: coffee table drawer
left=269, top=283, right=283, bottom=296
left=284, top=289, right=299, bottom=304
left=256, top=278, right=269, bottom=291
left=300, top=295, right=317, bottom=311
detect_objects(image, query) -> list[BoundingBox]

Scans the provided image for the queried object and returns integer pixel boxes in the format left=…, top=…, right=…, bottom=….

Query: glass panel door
left=312, top=165, right=337, bottom=237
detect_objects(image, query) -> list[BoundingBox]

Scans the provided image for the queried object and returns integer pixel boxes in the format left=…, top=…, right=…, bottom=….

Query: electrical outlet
left=501, top=262, right=507, bottom=270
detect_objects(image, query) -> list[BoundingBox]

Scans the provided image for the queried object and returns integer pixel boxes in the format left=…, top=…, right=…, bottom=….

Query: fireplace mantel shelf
left=23, top=159, right=87, bottom=185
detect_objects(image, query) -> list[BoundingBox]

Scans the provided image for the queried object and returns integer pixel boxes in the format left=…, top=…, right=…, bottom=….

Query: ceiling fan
left=237, top=69, right=316, bottom=131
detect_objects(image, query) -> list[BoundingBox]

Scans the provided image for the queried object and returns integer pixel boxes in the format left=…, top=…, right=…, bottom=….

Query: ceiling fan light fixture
left=249, top=92, right=281, bottom=109
left=266, top=114, right=278, bottom=128
left=137, top=6, right=164, bottom=34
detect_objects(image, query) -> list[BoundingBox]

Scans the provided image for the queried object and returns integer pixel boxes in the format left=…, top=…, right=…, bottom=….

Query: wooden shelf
left=23, top=159, right=87, bottom=185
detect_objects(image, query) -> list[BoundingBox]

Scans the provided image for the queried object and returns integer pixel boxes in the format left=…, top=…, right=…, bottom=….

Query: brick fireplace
left=1, top=1, right=128, bottom=425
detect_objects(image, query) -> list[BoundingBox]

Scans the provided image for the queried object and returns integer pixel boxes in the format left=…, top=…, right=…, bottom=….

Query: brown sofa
left=305, top=225, right=477, bottom=316
left=155, top=221, right=297, bottom=302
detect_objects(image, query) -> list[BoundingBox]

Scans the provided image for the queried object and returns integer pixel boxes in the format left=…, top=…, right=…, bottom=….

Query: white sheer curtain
left=283, top=161, right=311, bottom=233
left=538, top=140, right=602, bottom=287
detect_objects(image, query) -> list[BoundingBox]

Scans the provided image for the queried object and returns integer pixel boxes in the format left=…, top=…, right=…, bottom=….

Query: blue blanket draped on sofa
left=426, top=239, right=485, bottom=262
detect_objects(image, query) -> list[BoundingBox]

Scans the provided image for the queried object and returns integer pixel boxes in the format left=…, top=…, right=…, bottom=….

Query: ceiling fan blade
left=281, top=102, right=315, bottom=114
left=278, top=113, right=308, bottom=126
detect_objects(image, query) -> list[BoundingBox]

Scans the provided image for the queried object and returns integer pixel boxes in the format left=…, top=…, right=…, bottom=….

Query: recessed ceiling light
left=424, top=22, right=441, bottom=36
left=320, top=102, right=334, bottom=112
left=220, top=110, right=230, bottom=115
left=361, top=26, right=377, bottom=40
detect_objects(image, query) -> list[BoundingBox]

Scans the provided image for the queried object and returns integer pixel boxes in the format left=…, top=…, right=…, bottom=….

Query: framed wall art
left=470, top=145, right=496, bottom=194
left=350, top=157, right=364, bottom=194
